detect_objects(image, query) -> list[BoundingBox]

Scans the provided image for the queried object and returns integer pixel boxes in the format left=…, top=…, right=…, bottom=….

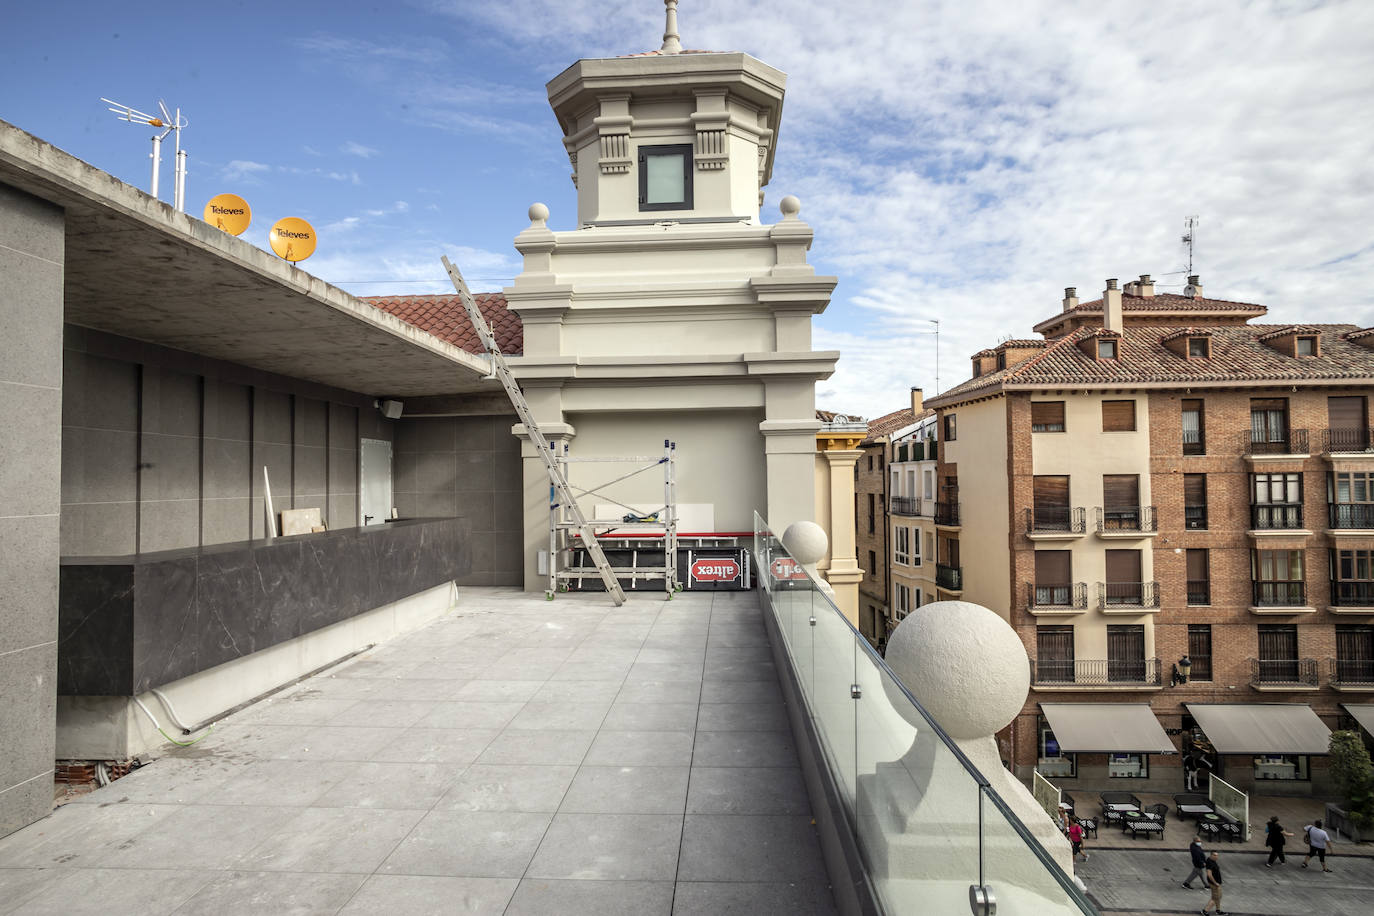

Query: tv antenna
left=101, top=97, right=189, bottom=211
left=1181, top=216, right=1199, bottom=275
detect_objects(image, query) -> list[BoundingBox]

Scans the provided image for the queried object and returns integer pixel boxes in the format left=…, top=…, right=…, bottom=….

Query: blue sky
left=4, top=0, right=1372, bottom=417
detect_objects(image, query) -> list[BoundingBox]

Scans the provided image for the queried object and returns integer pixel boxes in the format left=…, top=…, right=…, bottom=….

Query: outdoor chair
left=1144, top=803, right=1168, bottom=822
left=1078, top=817, right=1097, bottom=839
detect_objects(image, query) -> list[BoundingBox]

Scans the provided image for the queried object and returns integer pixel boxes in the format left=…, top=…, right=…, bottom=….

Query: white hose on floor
left=131, top=695, right=211, bottom=748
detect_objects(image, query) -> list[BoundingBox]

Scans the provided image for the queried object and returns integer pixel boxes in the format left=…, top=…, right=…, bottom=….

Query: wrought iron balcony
left=890, top=495, right=921, bottom=517
left=1032, top=657, right=1162, bottom=687
left=1250, top=657, right=1319, bottom=688
left=1330, top=580, right=1374, bottom=607
left=1096, top=581, right=1159, bottom=609
left=1027, top=582, right=1087, bottom=610
left=1329, top=657, right=1374, bottom=687
left=1095, top=506, right=1157, bottom=534
left=935, top=563, right=963, bottom=591
left=1244, top=428, right=1308, bottom=456
left=1329, top=503, right=1374, bottom=529
left=1025, top=506, right=1086, bottom=535
left=1323, top=427, right=1374, bottom=454
left=933, top=501, right=960, bottom=527
left=1184, top=505, right=1208, bottom=530
left=1252, top=581, right=1306, bottom=607
left=1187, top=579, right=1211, bottom=605
left=1250, top=503, right=1304, bottom=530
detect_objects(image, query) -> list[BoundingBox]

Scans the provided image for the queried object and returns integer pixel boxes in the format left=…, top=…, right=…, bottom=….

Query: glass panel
left=644, top=152, right=685, bottom=203
left=812, top=590, right=857, bottom=811
left=981, top=787, right=1098, bottom=914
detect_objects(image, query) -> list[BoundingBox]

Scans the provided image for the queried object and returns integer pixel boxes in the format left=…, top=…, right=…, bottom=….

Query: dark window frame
left=1188, top=624, right=1213, bottom=680
left=944, top=413, right=957, bottom=441
left=1097, top=339, right=1118, bottom=360
left=1296, top=335, right=1318, bottom=357
left=1187, top=337, right=1211, bottom=359
left=637, top=143, right=694, bottom=211
left=1182, top=398, right=1205, bottom=455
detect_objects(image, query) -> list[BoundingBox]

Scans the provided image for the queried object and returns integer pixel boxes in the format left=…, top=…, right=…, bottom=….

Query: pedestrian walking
left=1301, top=818, right=1335, bottom=872
left=1201, top=851, right=1226, bottom=915
left=1067, top=817, right=1088, bottom=862
left=1264, top=815, right=1293, bottom=867
left=1183, top=753, right=1199, bottom=791
left=1182, top=836, right=1207, bottom=889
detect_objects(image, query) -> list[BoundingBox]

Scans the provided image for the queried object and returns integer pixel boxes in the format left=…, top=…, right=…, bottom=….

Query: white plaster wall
left=943, top=398, right=1010, bottom=615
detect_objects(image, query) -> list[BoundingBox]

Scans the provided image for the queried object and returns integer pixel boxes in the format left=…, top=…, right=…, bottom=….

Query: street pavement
left=1079, top=847, right=1374, bottom=915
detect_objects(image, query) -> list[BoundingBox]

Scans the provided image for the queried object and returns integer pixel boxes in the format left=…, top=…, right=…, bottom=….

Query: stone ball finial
left=885, top=600, right=1029, bottom=739
left=781, top=520, right=827, bottom=565
left=779, top=195, right=801, bottom=218
left=528, top=202, right=550, bottom=226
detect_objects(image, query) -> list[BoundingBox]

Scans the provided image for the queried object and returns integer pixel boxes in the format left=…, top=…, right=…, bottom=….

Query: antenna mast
left=101, top=97, right=189, bottom=211
left=1181, top=216, right=1199, bottom=276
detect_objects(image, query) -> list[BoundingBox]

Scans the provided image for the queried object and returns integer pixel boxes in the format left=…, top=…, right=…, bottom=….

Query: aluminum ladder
left=441, top=256, right=626, bottom=605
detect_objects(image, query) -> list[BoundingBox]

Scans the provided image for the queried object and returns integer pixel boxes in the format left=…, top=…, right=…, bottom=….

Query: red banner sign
left=691, top=558, right=741, bottom=583
left=770, top=557, right=809, bottom=580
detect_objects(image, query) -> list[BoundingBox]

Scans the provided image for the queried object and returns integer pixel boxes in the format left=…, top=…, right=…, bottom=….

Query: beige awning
left=1186, top=704, right=1331, bottom=755
left=1341, top=704, right=1374, bottom=738
left=1040, top=703, right=1176, bottom=754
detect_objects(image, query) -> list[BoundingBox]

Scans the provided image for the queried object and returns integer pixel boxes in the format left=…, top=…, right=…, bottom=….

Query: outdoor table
left=1107, top=803, right=1136, bottom=812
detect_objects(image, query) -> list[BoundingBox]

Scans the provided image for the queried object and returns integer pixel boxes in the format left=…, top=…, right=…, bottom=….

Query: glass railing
left=754, top=513, right=1096, bottom=915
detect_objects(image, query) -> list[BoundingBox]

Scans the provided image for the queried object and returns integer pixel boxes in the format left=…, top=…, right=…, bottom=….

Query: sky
left=3, top=0, right=1372, bottom=419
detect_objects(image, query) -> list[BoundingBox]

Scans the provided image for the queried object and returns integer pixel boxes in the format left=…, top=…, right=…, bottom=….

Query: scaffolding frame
left=549, top=439, right=680, bottom=599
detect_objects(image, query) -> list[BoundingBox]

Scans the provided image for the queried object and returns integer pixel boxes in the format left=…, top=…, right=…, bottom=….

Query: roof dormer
left=971, top=349, right=997, bottom=378
left=1077, top=328, right=1122, bottom=361
left=1160, top=327, right=1213, bottom=360
left=1257, top=325, right=1322, bottom=357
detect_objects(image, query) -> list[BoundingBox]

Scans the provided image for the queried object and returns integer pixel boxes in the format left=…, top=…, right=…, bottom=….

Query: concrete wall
left=0, top=183, right=63, bottom=836
left=60, top=326, right=391, bottom=556
left=394, top=415, right=522, bottom=586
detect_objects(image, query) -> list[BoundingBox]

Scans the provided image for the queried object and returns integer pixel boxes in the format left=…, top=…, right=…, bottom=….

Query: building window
left=1249, top=397, right=1289, bottom=451
left=867, top=492, right=875, bottom=534
left=1188, top=624, right=1213, bottom=680
left=1036, top=625, right=1075, bottom=683
left=1257, top=624, right=1300, bottom=682
left=1253, top=550, right=1305, bottom=607
left=895, top=583, right=911, bottom=619
left=637, top=143, right=693, bottom=211
left=1187, top=337, right=1210, bottom=359
left=1033, top=550, right=1073, bottom=607
left=878, top=453, right=884, bottom=469
left=868, top=550, right=877, bottom=575
left=1296, top=335, right=1318, bottom=356
left=1332, top=549, right=1374, bottom=607
left=1102, top=474, right=1141, bottom=530
left=1107, top=624, right=1147, bottom=682
left=867, top=454, right=873, bottom=471
left=913, top=588, right=922, bottom=610
left=1187, top=549, right=1210, bottom=606
left=1032, top=475, right=1071, bottom=531
left=1328, top=396, right=1368, bottom=451
left=1097, top=339, right=1117, bottom=360
left=1335, top=625, right=1374, bottom=684
left=1329, top=470, right=1374, bottom=529
left=926, top=530, right=935, bottom=560
left=1104, top=548, right=1143, bottom=606
left=1254, top=754, right=1310, bottom=781
left=1031, top=401, right=1066, bottom=432
left=1184, top=474, right=1208, bottom=530
left=1101, top=399, right=1136, bottom=432
left=1108, top=754, right=1148, bottom=779
left=1038, top=714, right=1076, bottom=777
left=894, top=526, right=911, bottom=565
left=924, top=469, right=934, bottom=500
left=1251, top=472, right=1303, bottom=529
left=944, top=414, right=957, bottom=441
left=911, top=527, right=922, bottom=567
left=1182, top=398, right=1205, bottom=455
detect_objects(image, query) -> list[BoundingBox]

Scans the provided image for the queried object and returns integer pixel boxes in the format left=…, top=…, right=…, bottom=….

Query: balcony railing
left=1250, top=657, right=1319, bottom=687
left=1329, top=503, right=1374, bottom=529
left=1032, top=657, right=1162, bottom=687
left=1329, top=658, right=1374, bottom=687
left=1244, top=428, right=1308, bottom=456
left=1253, top=581, right=1306, bottom=607
left=1323, top=427, right=1374, bottom=454
left=1330, top=580, right=1374, bottom=607
left=1184, top=505, right=1208, bottom=530
left=1095, top=505, right=1157, bottom=533
left=753, top=512, right=1096, bottom=914
left=1187, top=579, right=1211, bottom=605
left=1027, top=582, right=1087, bottom=610
left=1025, top=506, right=1086, bottom=535
left=891, top=495, right=921, bottom=517
left=934, top=501, right=960, bottom=526
left=1251, top=503, right=1304, bottom=530
left=1096, top=581, right=1159, bottom=609
left=936, top=564, right=963, bottom=591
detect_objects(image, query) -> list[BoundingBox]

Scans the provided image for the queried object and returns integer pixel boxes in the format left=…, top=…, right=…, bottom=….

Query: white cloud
left=341, top=140, right=381, bottom=158
left=222, top=159, right=271, bottom=182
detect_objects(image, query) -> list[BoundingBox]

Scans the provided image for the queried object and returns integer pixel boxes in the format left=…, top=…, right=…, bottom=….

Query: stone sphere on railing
left=781, top=520, right=827, bottom=565
left=885, top=600, right=1030, bottom=740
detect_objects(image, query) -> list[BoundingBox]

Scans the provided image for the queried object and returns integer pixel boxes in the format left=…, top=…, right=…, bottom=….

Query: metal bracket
left=850, top=684, right=862, bottom=699
left=809, top=616, right=817, bottom=627
left=969, top=885, right=996, bottom=916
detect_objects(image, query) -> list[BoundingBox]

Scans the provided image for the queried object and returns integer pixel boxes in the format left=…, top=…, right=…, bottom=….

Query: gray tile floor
left=0, top=588, right=838, bottom=915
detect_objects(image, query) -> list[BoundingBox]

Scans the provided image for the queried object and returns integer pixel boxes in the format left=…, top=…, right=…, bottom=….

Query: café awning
left=1185, top=704, right=1331, bottom=755
left=1341, top=704, right=1374, bottom=739
left=1040, top=703, right=1176, bottom=754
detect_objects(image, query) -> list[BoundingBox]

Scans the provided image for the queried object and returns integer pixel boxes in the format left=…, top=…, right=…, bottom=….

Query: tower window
left=638, top=144, right=693, bottom=211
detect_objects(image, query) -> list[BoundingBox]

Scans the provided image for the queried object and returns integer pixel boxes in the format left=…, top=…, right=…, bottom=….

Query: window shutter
left=1103, top=475, right=1139, bottom=509
left=1186, top=548, right=1209, bottom=580
left=1183, top=474, right=1206, bottom=507
left=1258, top=625, right=1297, bottom=661
left=1107, top=625, right=1145, bottom=662
left=1105, top=549, right=1141, bottom=583
left=1037, top=626, right=1074, bottom=661
left=1031, top=401, right=1065, bottom=431
left=1329, top=396, right=1365, bottom=430
left=1033, top=476, right=1070, bottom=509
left=1102, top=400, right=1136, bottom=431
left=1035, top=550, right=1072, bottom=585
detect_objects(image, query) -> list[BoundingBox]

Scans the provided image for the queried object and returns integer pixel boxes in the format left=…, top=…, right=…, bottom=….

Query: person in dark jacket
left=1182, top=836, right=1207, bottom=889
left=1265, top=816, right=1294, bottom=866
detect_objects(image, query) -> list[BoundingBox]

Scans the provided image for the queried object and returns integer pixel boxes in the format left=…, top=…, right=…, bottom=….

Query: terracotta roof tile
left=863, top=406, right=935, bottom=442
left=1159, top=327, right=1214, bottom=343
left=1346, top=328, right=1374, bottom=341
left=995, top=339, right=1046, bottom=350
left=1033, top=292, right=1268, bottom=333
left=1255, top=324, right=1320, bottom=342
left=361, top=293, right=522, bottom=356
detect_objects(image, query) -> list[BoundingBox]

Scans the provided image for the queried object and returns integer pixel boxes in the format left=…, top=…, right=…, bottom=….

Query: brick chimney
left=1138, top=274, right=1155, bottom=298
left=1062, top=287, right=1078, bottom=312
left=1183, top=274, right=1203, bottom=298
left=1103, top=278, right=1123, bottom=333
left=911, top=387, right=923, bottom=416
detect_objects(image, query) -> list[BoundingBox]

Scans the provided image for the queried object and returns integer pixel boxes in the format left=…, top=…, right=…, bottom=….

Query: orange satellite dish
left=204, top=193, right=251, bottom=235
left=269, top=217, right=317, bottom=262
